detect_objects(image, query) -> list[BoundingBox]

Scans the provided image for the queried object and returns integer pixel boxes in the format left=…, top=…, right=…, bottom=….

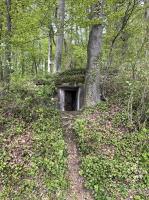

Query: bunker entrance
left=58, top=86, right=84, bottom=111
left=64, top=89, right=77, bottom=111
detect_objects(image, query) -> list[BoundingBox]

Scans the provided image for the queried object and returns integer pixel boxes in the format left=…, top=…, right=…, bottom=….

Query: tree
left=0, top=6, right=3, bottom=81
left=54, top=0, right=65, bottom=72
left=48, top=27, right=52, bottom=73
left=84, top=1, right=104, bottom=107
left=4, top=0, right=11, bottom=83
left=48, top=25, right=54, bottom=73
left=145, top=0, right=149, bottom=19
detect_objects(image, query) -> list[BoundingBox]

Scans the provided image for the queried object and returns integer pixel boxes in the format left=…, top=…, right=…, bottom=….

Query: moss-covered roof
left=35, top=68, right=86, bottom=87
left=54, top=68, right=86, bottom=85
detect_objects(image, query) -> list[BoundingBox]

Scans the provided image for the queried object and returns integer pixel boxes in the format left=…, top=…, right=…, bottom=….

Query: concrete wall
left=58, top=85, right=84, bottom=111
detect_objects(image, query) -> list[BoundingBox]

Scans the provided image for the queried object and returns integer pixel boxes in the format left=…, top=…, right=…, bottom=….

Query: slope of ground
left=0, top=79, right=149, bottom=200
left=74, top=103, right=149, bottom=200
left=0, top=82, right=67, bottom=200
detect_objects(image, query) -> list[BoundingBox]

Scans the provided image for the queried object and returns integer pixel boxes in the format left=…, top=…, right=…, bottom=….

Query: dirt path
left=61, top=112, right=93, bottom=200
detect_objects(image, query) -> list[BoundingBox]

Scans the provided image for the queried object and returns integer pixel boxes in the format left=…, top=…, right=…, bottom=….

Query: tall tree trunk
left=5, top=0, right=11, bottom=83
left=48, top=28, right=53, bottom=73
left=48, top=34, right=52, bottom=73
left=145, top=0, right=149, bottom=20
left=84, top=1, right=104, bottom=107
left=0, top=9, right=3, bottom=81
left=144, top=0, right=149, bottom=62
left=54, top=0, right=65, bottom=72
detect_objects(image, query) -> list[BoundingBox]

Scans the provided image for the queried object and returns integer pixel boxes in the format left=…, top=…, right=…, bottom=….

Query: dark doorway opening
left=64, top=89, right=77, bottom=111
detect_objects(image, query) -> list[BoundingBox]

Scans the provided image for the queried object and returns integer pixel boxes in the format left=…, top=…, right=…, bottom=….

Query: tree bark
left=5, top=0, right=11, bottom=83
left=48, top=34, right=52, bottom=73
left=144, top=0, right=149, bottom=61
left=0, top=9, right=3, bottom=81
left=85, top=1, right=104, bottom=107
left=145, top=0, right=149, bottom=20
left=47, top=26, right=53, bottom=73
left=54, top=0, right=65, bottom=72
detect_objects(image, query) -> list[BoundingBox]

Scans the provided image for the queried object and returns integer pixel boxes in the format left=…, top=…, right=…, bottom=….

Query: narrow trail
left=61, top=111, right=93, bottom=200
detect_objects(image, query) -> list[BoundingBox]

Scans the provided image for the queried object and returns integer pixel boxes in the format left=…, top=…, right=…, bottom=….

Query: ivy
left=0, top=82, right=67, bottom=199
left=74, top=104, right=149, bottom=199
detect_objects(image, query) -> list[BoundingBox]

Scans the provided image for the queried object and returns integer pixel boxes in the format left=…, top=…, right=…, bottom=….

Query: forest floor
left=74, top=103, right=149, bottom=199
left=61, top=111, right=93, bottom=200
left=0, top=88, right=68, bottom=200
left=0, top=81, right=148, bottom=200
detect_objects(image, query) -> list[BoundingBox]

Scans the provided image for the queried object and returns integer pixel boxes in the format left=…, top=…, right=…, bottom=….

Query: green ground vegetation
left=74, top=102, right=149, bottom=200
left=0, top=79, right=67, bottom=200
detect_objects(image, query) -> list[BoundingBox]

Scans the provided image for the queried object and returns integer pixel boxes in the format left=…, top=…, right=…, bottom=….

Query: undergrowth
left=0, top=80, right=67, bottom=199
left=74, top=102, right=149, bottom=200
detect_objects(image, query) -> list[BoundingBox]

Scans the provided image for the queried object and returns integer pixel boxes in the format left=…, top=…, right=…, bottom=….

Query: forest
left=0, top=0, right=149, bottom=199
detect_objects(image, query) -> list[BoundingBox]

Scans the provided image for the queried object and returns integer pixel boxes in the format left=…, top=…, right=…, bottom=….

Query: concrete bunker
left=55, top=68, right=85, bottom=111
left=58, top=86, right=84, bottom=111
left=35, top=68, right=86, bottom=111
